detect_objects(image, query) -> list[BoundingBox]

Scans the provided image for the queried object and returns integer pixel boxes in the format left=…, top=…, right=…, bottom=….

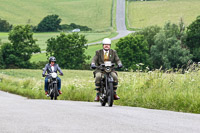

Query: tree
left=135, top=25, right=161, bottom=53
left=115, top=35, right=150, bottom=70
left=186, top=16, right=200, bottom=62
left=37, top=14, right=61, bottom=32
left=1, top=25, right=40, bottom=68
left=0, top=47, right=5, bottom=69
left=151, top=22, right=192, bottom=69
left=46, top=33, right=90, bottom=69
left=0, top=18, right=12, bottom=32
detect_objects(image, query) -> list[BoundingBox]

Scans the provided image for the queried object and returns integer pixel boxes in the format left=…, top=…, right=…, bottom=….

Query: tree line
left=0, top=25, right=89, bottom=69
left=0, top=14, right=92, bottom=32
left=0, top=16, right=200, bottom=70
left=116, top=16, right=200, bottom=71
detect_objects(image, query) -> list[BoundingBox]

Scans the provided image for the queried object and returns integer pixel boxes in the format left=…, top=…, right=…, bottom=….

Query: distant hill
left=127, top=0, right=200, bottom=28
left=0, top=0, right=113, bottom=30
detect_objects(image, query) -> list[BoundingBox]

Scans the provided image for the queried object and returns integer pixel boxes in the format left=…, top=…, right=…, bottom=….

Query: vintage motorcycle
left=93, top=61, right=119, bottom=107
left=45, top=72, right=60, bottom=100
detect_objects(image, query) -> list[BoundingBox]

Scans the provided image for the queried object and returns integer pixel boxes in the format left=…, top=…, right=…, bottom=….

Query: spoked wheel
left=100, top=98, right=106, bottom=106
left=100, top=87, right=106, bottom=106
left=48, top=89, right=53, bottom=100
left=53, top=85, right=58, bottom=100
left=107, top=83, right=114, bottom=107
left=50, top=96, right=53, bottom=100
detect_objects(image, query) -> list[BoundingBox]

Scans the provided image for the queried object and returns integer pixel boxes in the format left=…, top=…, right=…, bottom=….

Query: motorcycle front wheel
left=53, top=85, right=58, bottom=100
left=107, top=83, right=114, bottom=107
left=100, top=96, right=106, bottom=106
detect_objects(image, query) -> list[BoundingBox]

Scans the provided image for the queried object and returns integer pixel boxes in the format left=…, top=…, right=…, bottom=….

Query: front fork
left=102, top=73, right=114, bottom=97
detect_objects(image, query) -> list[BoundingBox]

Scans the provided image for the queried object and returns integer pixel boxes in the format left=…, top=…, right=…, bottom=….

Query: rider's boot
left=94, top=86, right=100, bottom=101
left=94, top=92, right=100, bottom=101
left=58, top=90, right=62, bottom=94
left=114, top=94, right=120, bottom=100
left=114, top=90, right=120, bottom=100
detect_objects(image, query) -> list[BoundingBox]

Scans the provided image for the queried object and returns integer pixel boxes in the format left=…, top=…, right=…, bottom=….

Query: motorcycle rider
left=42, top=56, right=63, bottom=95
left=91, top=38, right=123, bottom=101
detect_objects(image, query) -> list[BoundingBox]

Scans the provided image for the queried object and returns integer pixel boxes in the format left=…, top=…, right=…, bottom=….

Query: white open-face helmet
left=102, top=38, right=111, bottom=45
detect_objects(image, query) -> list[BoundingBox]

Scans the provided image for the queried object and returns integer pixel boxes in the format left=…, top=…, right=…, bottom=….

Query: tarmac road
left=0, top=90, right=200, bottom=133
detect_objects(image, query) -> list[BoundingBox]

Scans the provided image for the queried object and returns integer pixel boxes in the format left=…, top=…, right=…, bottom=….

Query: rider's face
left=51, top=61, right=55, bottom=65
left=103, top=44, right=111, bottom=51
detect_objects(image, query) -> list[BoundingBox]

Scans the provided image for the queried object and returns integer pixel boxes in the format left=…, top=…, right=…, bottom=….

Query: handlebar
left=92, top=64, right=121, bottom=70
left=43, top=73, right=63, bottom=77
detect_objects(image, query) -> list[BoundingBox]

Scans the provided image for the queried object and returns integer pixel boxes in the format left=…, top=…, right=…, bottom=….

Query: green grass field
left=0, top=32, right=117, bottom=51
left=0, top=0, right=113, bottom=30
left=127, top=0, right=200, bottom=28
left=1, top=69, right=200, bottom=113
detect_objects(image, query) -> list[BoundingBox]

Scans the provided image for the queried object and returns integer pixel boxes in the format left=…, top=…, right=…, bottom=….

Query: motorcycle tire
left=101, top=99, right=106, bottom=106
left=50, top=96, right=53, bottom=100
left=53, top=85, right=58, bottom=100
left=107, top=82, right=114, bottom=107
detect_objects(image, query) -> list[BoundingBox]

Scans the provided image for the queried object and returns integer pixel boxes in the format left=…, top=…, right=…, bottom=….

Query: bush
left=60, top=23, right=92, bottom=31
left=1, top=25, right=40, bottom=68
left=186, top=16, right=200, bottom=62
left=0, top=50, right=5, bottom=69
left=115, top=35, right=150, bottom=70
left=0, top=18, right=12, bottom=32
left=135, top=25, right=161, bottom=53
left=151, top=22, right=192, bottom=69
left=37, top=14, right=61, bottom=32
left=46, top=33, right=90, bottom=69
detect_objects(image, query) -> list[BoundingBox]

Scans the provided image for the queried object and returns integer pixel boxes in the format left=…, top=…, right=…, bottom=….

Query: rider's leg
left=57, top=77, right=62, bottom=94
left=111, top=72, right=120, bottom=100
left=44, top=77, right=48, bottom=95
left=94, top=72, right=102, bottom=101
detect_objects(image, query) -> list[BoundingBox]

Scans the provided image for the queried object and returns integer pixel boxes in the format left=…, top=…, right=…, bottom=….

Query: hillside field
left=127, top=0, right=200, bottom=28
left=0, top=0, right=113, bottom=30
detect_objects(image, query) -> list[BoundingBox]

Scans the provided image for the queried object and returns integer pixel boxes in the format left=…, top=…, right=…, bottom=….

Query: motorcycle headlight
left=105, top=67, right=111, bottom=73
left=51, top=73, right=57, bottom=78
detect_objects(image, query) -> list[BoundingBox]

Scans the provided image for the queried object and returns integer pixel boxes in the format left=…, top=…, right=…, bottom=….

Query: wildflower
left=148, top=71, right=152, bottom=74
left=185, top=71, right=189, bottom=74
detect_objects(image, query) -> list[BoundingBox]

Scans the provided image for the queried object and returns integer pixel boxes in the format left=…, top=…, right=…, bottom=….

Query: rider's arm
left=42, top=64, right=48, bottom=76
left=57, top=64, right=63, bottom=75
left=114, top=50, right=122, bottom=65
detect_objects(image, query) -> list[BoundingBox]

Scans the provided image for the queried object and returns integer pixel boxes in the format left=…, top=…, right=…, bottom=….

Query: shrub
left=0, top=18, right=12, bottom=32
left=46, top=33, right=90, bottom=69
left=37, top=14, right=61, bottom=32
left=186, top=16, right=200, bottom=62
left=115, top=35, right=150, bottom=70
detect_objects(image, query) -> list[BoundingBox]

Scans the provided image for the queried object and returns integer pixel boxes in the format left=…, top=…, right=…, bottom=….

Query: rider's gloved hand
left=60, top=73, right=63, bottom=76
left=42, top=74, right=45, bottom=77
left=118, top=63, right=123, bottom=68
left=91, top=63, right=97, bottom=69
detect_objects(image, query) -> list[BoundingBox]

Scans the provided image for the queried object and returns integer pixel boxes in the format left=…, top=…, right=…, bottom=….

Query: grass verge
left=0, top=69, right=200, bottom=114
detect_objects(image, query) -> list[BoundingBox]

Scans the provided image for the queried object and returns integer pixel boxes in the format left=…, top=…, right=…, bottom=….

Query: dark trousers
left=44, top=77, right=61, bottom=91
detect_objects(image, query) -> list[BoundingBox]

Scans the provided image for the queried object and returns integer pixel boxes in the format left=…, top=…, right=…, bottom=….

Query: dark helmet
left=49, top=56, right=56, bottom=63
